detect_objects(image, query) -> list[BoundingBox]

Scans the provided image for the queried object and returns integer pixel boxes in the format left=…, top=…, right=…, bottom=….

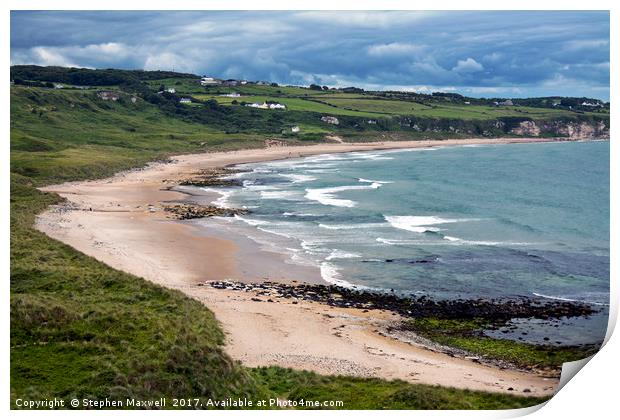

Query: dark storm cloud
left=10, top=10, right=610, bottom=99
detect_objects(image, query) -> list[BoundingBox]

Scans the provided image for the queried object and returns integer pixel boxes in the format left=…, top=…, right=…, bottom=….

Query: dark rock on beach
left=179, top=167, right=245, bottom=187
left=206, top=280, right=597, bottom=323
left=164, top=203, right=247, bottom=220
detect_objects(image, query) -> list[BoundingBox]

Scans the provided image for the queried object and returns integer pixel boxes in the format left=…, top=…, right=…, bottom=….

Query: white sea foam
left=245, top=184, right=278, bottom=191
left=305, top=183, right=382, bottom=207
left=325, top=250, right=362, bottom=261
left=442, top=236, right=533, bottom=246
left=358, top=178, right=393, bottom=184
left=283, top=212, right=319, bottom=217
left=260, top=190, right=299, bottom=200
left=320, top=262, right=355, bottom=287
left=257, top=227, right=295, bottom=239
left=280, top=173, right=317, bottom=183
left=201, top=187, right=234, bottom=208
left=376, top=237, right=430, bottom=245
left=532, top=292, right=609, bottom=306
left=304, top=168, right=339, bottom=174
left=319, top=222, right=388, bottom=230
left=234, top=215, right=270, bottom=226
left=384, top=215, right=478, bottom=233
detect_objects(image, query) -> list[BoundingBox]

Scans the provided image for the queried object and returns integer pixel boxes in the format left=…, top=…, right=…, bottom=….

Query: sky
left=10, top=10, right=610, bottom=100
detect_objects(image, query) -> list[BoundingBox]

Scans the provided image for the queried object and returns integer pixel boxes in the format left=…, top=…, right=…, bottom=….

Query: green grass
left=403, top=318, right=598, bottom=370
left=317, top=97, right=594, bottom=120
left=10, top=176, right=263, bottom=405
left=251, top=367, right=547, bottom=409
left=193, top=94, right=383, bottom=117
left=10, top=86, right=264, bottom=183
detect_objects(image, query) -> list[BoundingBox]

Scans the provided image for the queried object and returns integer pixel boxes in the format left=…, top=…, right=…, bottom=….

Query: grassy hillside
left=11, top=176, right=262, bottom=403
left=11, top=86, right=265, bottom=183
left=9, top=66, right=579, bottom=409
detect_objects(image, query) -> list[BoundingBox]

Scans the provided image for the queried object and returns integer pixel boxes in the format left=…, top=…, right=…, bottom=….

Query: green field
left=194, top=94, right=382, bottom=117
left=189, top=88, right=605, bottom=121
left=317, top=97, right=584, bottom=120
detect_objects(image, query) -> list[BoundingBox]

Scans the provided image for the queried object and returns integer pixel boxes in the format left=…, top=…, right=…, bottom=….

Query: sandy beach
left=36, top=137, right=578, bottom=397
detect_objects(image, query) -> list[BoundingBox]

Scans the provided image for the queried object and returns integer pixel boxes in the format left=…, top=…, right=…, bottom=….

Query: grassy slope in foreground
left=11, top=82, right=547, bottom=409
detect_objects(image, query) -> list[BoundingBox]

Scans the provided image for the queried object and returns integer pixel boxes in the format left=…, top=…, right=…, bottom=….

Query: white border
left=3, top=1, right=616, bottom=419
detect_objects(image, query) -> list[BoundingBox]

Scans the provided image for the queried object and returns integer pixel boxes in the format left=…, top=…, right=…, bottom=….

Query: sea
left=199, top=140, right=610, bottom=345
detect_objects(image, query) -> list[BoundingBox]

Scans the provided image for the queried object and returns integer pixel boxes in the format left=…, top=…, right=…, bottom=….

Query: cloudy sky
left=10, top=11, right=610, bottom=99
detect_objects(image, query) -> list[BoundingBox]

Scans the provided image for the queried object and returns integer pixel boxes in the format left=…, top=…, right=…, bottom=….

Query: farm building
left=200, top=76, right=220, bottom=86
left=246, top=102, right=286, bottom=110
left=97, top=91, right=121, bottom=101
left=179, top=98, right=192, bottom=104
left=321, top=116, right=340, bottom=125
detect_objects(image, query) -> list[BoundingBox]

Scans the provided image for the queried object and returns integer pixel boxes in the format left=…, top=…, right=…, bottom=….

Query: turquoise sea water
left=202, top=140, right=610, bottom=342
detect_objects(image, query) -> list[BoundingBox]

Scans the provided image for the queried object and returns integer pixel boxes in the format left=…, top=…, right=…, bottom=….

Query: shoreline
left=35, top=137, right=602, bottom=396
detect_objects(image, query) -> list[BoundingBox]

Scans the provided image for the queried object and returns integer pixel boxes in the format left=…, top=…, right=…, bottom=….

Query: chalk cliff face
left=510, top=120, right=609, bottom=139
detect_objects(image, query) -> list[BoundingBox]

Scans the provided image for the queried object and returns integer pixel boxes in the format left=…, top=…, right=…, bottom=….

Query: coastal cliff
left=510, top=120, right=609, bottom=139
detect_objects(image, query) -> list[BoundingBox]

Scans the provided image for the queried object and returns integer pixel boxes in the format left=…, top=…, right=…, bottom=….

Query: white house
left=246, top=102, right=268, bottom=109
left=321, top=116, right=340, bottom=125
left=291, top=126, right=300, bottom=133
left=179, top=98, right=192, bottom=104
left=245, top=102, right=285, bottom=110
left=269, top=103, right=286, bottom=109
left=200, top=77, right=219, bottom=86
left=220, top=92, right=241, bottom=98
left=166, top=88, right=176, bottom=94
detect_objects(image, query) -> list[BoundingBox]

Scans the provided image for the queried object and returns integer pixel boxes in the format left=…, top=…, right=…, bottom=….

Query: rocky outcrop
left=164, top=204, right=247, bottom=220
left=511, top=120, right=541, bottom=137
left=164, top=167, right=245, bottom=187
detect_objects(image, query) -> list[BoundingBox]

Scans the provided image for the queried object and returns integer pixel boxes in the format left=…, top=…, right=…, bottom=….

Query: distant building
left=246, top=102, right=268, bottom=109
left=200, top=76, right=220, bottom=86
left=222, top=79, right=238, bottom=87
left=54, top=83, right=64, bottom=89
left=496, top=99, right=514, bottom=106
left=179, top=98, right=192, bottom=104
left=321, top=116, right=340, bottom=125
left=245, top=102, right=286, bottom=110
left=366, top=119, right=377, bottom=125
left=166, top=88, right=176, bottom=94
left=581, top=101, right=601, bottom=107
left=220, top=92, right=241, bottom=98
left=464, top=101, right=471, bottom=105
left=97, top=91, right=121, bottom=101
left=291, top=126, right=300, bottom=133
